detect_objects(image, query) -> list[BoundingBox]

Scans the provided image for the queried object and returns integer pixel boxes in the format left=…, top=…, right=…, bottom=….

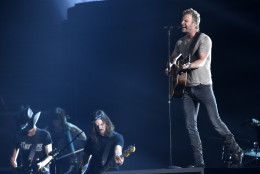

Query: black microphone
left=164, top=26, right=181, bottom=30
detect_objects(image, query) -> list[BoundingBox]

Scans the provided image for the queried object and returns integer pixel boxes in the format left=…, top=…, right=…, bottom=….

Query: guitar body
left=170, top=60, right=187, bottom=98
left=12, top=166, right=45, bottom=174
left=81, top=145, right=135, bottom=174
left=13, top=165, right=49, bottom=174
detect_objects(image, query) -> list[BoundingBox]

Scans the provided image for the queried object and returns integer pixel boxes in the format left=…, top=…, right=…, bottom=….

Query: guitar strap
left=28, top=129, right=40, bottom=166
left=188, top=32, right=202, bottom=59
left=101, top=132, right=116, bottom=166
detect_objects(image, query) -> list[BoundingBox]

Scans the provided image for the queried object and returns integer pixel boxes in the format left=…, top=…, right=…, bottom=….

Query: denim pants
left=182, top=84, right=239, bottom=165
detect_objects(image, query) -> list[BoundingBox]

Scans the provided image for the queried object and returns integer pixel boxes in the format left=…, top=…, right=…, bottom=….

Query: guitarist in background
left=165, top=8, right=243, bottom=168
left=46, top=107, right=87, bottom=174
left=79, top=110, right=124, bottom=174
left=10, top=106, right=53, bottom=174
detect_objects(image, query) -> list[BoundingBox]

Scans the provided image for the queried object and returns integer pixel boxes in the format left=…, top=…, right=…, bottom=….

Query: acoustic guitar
left=170, top=57, right=189, bottom=98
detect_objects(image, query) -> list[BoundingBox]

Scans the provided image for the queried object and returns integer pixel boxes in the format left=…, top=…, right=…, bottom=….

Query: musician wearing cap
left=78, top=110, right=124, bottom=174
left=10, top=107, right=53, bottom=174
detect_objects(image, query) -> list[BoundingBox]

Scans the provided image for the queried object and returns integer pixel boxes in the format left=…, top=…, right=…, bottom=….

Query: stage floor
left=106, top=167, right=260, bottom=174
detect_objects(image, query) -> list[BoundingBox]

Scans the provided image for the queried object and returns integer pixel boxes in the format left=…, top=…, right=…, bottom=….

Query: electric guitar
left=81, top=145, right=136, bottom=174
left=12, top=162, right=49, bottom=174
left=170, top=57, right=189, bottom=98
left=13, top=149, right=59, bottom=174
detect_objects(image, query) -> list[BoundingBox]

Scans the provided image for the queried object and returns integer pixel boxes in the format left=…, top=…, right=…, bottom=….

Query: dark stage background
left=0, top=0, right=259, bottom=172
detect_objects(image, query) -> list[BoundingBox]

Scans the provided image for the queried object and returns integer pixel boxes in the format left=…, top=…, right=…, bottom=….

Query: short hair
left=183, top=8, right=200, bottom=30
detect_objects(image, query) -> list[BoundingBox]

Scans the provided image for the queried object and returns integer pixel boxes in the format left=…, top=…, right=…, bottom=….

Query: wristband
left=188, top=63, right=192, bottom=69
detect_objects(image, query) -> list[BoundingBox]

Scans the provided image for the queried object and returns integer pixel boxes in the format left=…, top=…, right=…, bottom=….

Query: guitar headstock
left=123, top=145, right=136, bottom=158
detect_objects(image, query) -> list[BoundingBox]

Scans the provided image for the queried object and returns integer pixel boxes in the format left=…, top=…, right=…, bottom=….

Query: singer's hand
left=182, top=63, right=192, bottom=70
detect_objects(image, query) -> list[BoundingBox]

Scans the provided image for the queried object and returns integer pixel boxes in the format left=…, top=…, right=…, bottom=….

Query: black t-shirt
left=84, top=131, right=124, bottom=173
left=47, top=123, right=85, bottom=160
left=47, top=124, right=85, bottom=174
left=14, top=128, right=52, bottom=171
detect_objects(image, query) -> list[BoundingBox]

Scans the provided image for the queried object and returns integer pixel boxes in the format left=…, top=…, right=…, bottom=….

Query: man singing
left=166, top=8, right=243, bottom=167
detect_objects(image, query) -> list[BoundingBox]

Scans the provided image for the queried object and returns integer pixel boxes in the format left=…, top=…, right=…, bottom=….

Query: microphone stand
left=165, top=26, right=180, bottom=169
left=47, top=130, right=84, bottom=174
left=56, top=148, right=84, bottom=161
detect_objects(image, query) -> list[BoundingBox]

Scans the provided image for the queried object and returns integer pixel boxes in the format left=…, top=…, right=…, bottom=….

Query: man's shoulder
left=66, top=122, right=79, bottom=129
left=66, top=122, right=74, bottom=126
left=36, top=128, right=51, bottom=137
left=111, top=131, right=123, bottom=141
left=15, top=131, right=25, bottom=140
left=199, top=32, right=211, bottom=41
left=111, top=131, right=122, bottom=137
left=177, top=35, right=186, bottom=42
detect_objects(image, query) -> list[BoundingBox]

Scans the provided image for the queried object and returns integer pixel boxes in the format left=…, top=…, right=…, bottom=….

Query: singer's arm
left=182, top=52, right=208, bottom=69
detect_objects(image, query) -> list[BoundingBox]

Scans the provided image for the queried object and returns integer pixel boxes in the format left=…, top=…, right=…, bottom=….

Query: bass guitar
left=81, top=145, right=136, bottom=174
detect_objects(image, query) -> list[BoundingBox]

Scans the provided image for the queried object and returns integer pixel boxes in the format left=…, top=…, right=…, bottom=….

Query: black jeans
left=182, top=84, right=239, bottom=165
